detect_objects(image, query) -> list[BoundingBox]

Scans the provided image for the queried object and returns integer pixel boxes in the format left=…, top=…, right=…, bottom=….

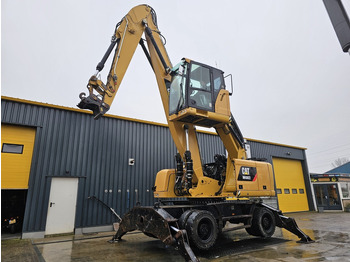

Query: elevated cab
left=168, top=59, right=231, bottom=128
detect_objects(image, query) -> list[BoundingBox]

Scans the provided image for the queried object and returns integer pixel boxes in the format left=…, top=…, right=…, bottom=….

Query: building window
left=284, top=188, right=290, bottom=194
left=299, top=189, right=305, bottom=194
left=292, top=188, right=298, bottom=194
left=340, top=183, right=350, bottom=198
left=276, top=188, right=282, bottom=194
left=1, top=143, right=24, bottom=154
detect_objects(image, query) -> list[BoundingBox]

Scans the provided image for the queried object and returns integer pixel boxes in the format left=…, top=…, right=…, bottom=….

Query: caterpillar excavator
left=78, top=5, right=313, bottom=261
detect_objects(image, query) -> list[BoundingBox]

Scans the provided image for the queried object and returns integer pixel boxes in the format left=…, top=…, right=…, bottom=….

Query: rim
left=262, top=214, right=273, bottom=230
left=197, top=218, right=213, bottom=241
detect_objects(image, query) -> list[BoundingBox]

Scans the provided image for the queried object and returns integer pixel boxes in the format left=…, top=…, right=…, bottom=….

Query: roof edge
left=245, top=137, right=307, bottom=150
left=1, top=95, right=169, bottom=128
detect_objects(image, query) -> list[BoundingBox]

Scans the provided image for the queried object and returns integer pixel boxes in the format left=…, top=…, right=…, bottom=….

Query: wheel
left=245, top=224, right=260, bottom=236
left=185, top=210, right=218, bottom=250
left=178, top=209, right=195, bottom=229
left=246, top=207, right=276, bottom=238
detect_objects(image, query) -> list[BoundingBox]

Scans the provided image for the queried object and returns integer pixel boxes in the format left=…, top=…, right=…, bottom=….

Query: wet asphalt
left=1, top=211, right=350, bottom=262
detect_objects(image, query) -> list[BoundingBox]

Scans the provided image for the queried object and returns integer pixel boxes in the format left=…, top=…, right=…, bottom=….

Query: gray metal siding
left=197, top=132, right=225, bottom=164
left=247, top=140, right=305, bottom=163
left=1, top=99, right=226, bottom=232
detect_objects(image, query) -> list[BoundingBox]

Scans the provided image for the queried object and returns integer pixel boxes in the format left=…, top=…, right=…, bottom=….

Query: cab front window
left=188, top=63, right=213, bottom=111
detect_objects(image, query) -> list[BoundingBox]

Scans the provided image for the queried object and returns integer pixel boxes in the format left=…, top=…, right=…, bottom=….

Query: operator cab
left=169, top=58, right=231, bottom=128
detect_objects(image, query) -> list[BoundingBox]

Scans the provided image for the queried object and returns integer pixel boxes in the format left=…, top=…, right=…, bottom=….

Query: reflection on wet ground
left=196, top=231, right=289, bottom=260
left=2, top=212, right=350, bottom=261
left=36, top=233, right=184, bottom=262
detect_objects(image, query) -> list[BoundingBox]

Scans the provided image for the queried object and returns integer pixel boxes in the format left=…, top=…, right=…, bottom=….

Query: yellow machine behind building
left=78, top=5, right=312, bottom=261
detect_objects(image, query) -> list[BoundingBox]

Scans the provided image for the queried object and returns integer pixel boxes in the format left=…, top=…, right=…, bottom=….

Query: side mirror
left=224, top=74, right=234, bottom=95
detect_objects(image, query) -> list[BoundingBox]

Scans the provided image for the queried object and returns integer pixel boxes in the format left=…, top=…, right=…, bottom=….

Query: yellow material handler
left=78, top=5, right=313, bottom=261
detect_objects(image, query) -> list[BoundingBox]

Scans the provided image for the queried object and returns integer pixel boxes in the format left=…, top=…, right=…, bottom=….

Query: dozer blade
left=110, top=206, right=199, bottom=262
left=260, top=203, right=314, bottom=243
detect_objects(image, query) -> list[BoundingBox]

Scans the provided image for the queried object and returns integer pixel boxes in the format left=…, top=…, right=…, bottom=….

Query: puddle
left=32, top=229, right=350, bottom=262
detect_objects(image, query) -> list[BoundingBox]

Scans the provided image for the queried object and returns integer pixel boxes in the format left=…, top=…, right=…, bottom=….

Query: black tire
left=247, top=207, right=276, bottom=238
left=178, top=209, right=195, bottom=229
left=185, top=210, right=218, bottom=250
left=245, top=224, right=260, bottom=236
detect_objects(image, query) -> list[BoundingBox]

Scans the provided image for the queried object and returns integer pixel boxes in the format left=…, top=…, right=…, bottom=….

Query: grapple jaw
left=77, top=93, right=109, bottom=119
left=111, top=206, right=199, bottom=262
left=77, top=76, right=110, bottom=119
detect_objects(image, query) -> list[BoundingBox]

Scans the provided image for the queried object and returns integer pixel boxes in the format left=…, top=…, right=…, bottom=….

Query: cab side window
left=212, top=69, right=225, bottom=100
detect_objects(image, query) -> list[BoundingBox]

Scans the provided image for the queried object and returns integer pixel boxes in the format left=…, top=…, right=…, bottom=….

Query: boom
left=78, top=4, right=267, bottom=198
left=78, top=5, right=202, bottom=193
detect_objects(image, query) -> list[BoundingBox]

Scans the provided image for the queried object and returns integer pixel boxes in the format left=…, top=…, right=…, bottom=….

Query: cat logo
left=242, top=167, right=250, bottom=175
left=238, top=166, right=257, bottom=182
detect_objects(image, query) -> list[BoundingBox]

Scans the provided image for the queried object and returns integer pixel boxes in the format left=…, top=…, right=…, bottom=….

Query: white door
left=45, top=177, right=79, bottom=235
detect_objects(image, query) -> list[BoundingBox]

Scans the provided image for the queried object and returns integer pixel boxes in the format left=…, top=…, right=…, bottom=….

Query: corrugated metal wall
left=247, top=140, right=305, bottom=163
left=1, top=98, right=226, bottom=233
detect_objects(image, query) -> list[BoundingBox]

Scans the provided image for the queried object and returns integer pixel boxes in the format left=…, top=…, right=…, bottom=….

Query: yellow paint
left=272, top=158, right=309, bottom=212
left=153, top=169, right=177, bottom=198
left=214, top=89, right=230, bottom=116
left=1, top=124, right=36, bottom=189
left=154, top=158, right=276, bottom=199
left=223, top=159, right=275, bottom=197
left=168, top=107, right=230, bottom=127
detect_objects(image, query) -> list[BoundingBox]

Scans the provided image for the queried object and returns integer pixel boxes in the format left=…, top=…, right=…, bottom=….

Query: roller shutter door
left=1, top=124, right=36, bottom=189
left=272, top=157, right=309, bottom=212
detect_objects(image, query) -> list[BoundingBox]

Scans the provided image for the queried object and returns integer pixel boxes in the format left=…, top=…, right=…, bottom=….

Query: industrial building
left=1, top=96, right=315, bottom=238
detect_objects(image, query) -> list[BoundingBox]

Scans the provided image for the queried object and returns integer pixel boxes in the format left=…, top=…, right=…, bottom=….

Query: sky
left=2, top=0, right=350, bottom=173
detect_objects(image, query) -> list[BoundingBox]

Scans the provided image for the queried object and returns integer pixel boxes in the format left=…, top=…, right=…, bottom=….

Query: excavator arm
left=78, top=4, right=198, bottom=183
left=78, top=5, right=170, bottom=118
left=78, top=4, right=229, bottom=197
